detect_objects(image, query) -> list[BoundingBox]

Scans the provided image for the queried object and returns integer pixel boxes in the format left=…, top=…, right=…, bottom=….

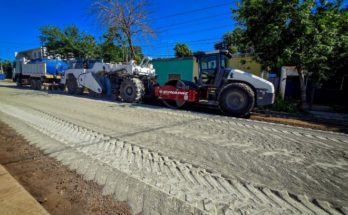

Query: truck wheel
left=119, top=78, right=145, bottom=103
left=219, top=83, right=255, bottom=117
left=16, top=77, right=22, bottom=87
left=67, top=75, right=83, bottom=95
left=30, top=79, right=36, bottom=90
left=35, top=79, right=42, bottom=90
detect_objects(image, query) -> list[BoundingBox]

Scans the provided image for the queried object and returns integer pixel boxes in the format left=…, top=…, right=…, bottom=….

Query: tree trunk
left=127, top=35, right=135, bottom=60
left=309, top=84, right=316, bottom=109
left=297, top=67, right=309, bottom=111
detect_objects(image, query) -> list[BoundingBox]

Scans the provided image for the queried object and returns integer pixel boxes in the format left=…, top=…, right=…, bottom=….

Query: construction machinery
left=13, top=48, right=274, bottom=117
left=13, top=47, right=67, bottom=89
left=155, top=50, right=275, bottom=116
left=61, top=57, right=156, bottom=102
left=62, top=50, right=274, bottom=117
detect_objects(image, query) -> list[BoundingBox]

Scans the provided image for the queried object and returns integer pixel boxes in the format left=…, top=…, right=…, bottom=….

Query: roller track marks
left=0, top=104, right=346, bottom=215
left=149, top=108, right=348, bottom=144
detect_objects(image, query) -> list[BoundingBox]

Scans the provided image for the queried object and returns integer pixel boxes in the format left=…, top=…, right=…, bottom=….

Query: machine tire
left=16, top=76, right=22, bottom=87
left=88, top=89, right=102, bottom=98
left=67, top=75, right=83, bottom=95
left=219, top=83, right=255, bottom=117
left=35, top=79, right=42, bottom=90
left=30, top=79, right=36, bottom=90
left=109, top=76, right=121, bottom=100
left=119, top=78, right=145, bottom=103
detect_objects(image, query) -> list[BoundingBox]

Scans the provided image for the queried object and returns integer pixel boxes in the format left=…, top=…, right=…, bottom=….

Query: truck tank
left=28, top=59, right=68, bottom=76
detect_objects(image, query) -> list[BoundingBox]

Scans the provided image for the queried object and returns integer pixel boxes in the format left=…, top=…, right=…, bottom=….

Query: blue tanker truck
left=13, top=47, right=68, bottom=89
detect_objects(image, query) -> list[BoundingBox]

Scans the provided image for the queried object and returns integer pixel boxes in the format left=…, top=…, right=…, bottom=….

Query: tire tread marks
left=0, top=105, right=345, bottom=215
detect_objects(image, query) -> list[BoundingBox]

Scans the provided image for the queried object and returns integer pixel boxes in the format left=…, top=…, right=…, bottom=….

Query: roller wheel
left=219, top=83, right=255, bottom=117
left=119, top=78, right=145, bottom=103
left=161, top=80, right=187, bottom=109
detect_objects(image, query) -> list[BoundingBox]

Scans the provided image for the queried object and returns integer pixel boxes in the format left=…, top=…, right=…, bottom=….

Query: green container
left=152, top=57, right=198, bottom=85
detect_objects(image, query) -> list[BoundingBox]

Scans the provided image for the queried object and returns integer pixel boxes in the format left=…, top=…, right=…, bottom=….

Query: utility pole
left=0, top=61, right=3, bottom=74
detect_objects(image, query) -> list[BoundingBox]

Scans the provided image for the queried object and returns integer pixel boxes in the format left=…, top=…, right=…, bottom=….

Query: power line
left=136, top=23, right=231, bottom=49
left=149, top=2, right=232, bottom=21
left=153, top=12, right=231, bottom=31
left=140, top=42, right=214, bottom=49
left=137, top=37, right=222, bottom=48
left=157, top=24, right=232, bottom=37
left=137, top=23, right=232, bottom=51
left=144, top=43, right=219, bottom=56
left=143, top=42, right=219, bottom=50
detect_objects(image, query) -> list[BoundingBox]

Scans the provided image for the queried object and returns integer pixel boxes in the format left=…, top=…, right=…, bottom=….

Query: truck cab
left=196, top=50, right=231, bottom=87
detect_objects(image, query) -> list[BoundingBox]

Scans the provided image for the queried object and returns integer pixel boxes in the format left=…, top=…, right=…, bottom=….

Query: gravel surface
left=0, top=82, right=347, bottom=214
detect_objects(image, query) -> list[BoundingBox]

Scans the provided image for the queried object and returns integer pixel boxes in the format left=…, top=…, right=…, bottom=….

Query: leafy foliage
left=234, top=0, right=347, bottom=109
left=97, top=27, right=124, bottom=63
left=39, top=25, right=98, bottom=60
left=268, top=95, right=297, bottom=113
left=327, top=6, right=348, bottom=79
left=0, top=59, right=12, bottom=78
left=174, top=43, right=193, bottom=58
left=214, top=28, right=251, bottom=54
left=39, top=25, right=144, bottom=62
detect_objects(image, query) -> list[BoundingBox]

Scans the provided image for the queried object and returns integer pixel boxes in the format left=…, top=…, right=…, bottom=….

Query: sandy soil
left=0, top=82, right=347, bottom=214
left=0, top=121, right=132, bottom=215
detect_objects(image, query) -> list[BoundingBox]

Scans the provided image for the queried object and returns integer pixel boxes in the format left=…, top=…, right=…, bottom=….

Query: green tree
left=39, top=25, right=98, bottom=59
left=327, top=6, right=348, bottom=80
left=131, top=46, right=144, bottom=63
left=215, top=28, right=250, bottom=54
left=78, top=34, right=98, bottom=59
left=235, top=0, right=346, bottom=109
left=98, top=27, right=124, bottom=63
left=0, top=59, right=12, bottom=78
left=93, top=0, right=154, bottom=60
left=174, top=43, right=193, bottom=58
left=39, top=26, right=65, bottom=57
left=97, top=27, right=144, bottom=63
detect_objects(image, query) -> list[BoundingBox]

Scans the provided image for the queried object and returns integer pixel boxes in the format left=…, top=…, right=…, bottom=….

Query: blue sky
left=0, top=0, right=236, bottom=60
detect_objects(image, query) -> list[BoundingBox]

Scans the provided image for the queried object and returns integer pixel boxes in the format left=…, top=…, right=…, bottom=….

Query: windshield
left=221, top=54, right=229, bottom=69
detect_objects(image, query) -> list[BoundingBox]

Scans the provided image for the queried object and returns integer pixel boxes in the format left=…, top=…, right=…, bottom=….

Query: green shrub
left=262, top=95, right=298, bottom=113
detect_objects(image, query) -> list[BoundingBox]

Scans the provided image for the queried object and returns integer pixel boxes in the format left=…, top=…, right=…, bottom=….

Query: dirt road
left=0, top=82, right=347, bottom=214
left=0, top=121, right=132, bottom=215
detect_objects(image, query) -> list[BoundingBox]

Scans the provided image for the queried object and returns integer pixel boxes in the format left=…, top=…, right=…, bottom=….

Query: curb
left=0, top=165, right=49, bottom=215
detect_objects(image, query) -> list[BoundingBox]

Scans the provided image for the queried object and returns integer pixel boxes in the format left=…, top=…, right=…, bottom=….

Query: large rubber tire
left=88, top=89, right=103, bottom=98
left=109, top=76, right=121, bottom=100
left=219, top=83, right=255, bottom=117
left=119, top=78, right=145, bottom=103
left=35, top=79, right=42, bottom=90
left=16, top=75, right=22, bottom=87
left=66, top=75, right=84, bottom=95
left=30, top=79, right=36, bottom=90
